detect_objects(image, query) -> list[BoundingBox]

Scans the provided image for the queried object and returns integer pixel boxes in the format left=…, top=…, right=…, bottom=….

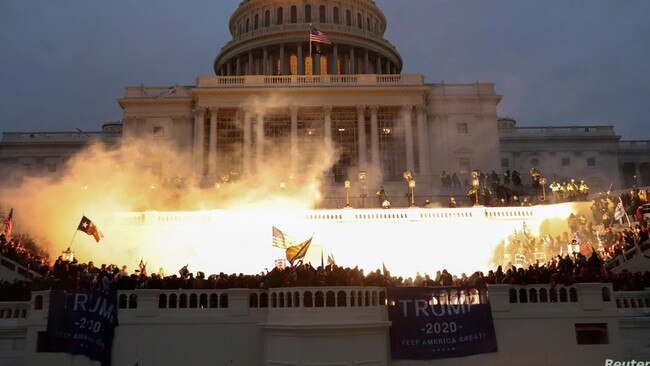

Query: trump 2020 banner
left=387, top=286, right=497, bottom=359
left=47, top=290, right=119, bottom=366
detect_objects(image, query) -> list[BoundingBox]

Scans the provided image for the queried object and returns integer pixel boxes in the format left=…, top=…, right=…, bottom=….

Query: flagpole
left=619, top=197, right=632, bottom=227
left=309, top=23, right=312, bottom=56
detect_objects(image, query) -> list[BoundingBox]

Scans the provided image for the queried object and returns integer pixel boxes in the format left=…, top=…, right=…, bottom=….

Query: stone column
left=323, top=105, right=333, bottom=152
left=376, top=55, right=382, bottom=74
left=256, top=112, right=265, bottom=172
left=226, top=62, right=232, bottom=76
left=247, top=50, right=253, bottom=75
left=349, top=47, right=356, bottom=74
left=314, top=53, right=321, bottom=75
left=209, top=107, right=218, bottom=177
left=416, top=104, right=430, bottom=176
left=403, top=105, right=414, bottom=172
left=297, top=42, right=304, bottom=75
left=243, top=108, right=252, bottom=175
left=332, top=44, right=339, bottom=75
left=263, top=47, right=268, bottom=75
left=236, top=55, right=241, bottom=76
left=385, top=59, right=391, bottom=75
left=290, top=105, right=299, bottom=174
left=369, top=105, right=380, bottom=168
left=279, top=44, right=286, bottom=75
left=364, top=49, right=370, bottom=74
left=196, top=107, right=206, bottom=175
left=192, top=108, right=199, bottom=170
left=357, top=105, right=367, bottom=170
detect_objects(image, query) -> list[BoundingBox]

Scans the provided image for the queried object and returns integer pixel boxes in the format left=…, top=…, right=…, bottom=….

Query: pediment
left=453, top=147, right=474, bottom=154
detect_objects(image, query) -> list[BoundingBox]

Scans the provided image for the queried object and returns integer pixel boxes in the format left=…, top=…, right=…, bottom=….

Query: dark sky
left=1, top=0, right=648, bottom=139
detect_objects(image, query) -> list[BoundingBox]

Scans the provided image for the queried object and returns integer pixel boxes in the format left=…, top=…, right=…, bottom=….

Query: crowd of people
left=1, top=238, right=649, bottom=302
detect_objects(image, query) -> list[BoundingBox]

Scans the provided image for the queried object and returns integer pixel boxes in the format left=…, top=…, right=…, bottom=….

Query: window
left=305, top=5, right=311, bottom=23
left=290, top=6, right=297, bottom=23
left=357, top=13, right=362, bottom=28
left=265, top=10, right=270, bottom=27
left=459, top=157, right=471, bottom=174
left=47, top=164, right=57, bottom=173
left=366, top=17, right=370, bottom=30
left=153, top=126, right=164, bottom=138
left=333, top=7, right=339, bottom=24
left=575, top=323, right=608, bottom=345
left=587, top=157, right=596, bottom=167
left=501, top=158, right=509, bottom=168
left=346, top=10, right=351, bottom=26
left=457, top=123, right=468, bottom=135
left=254, top=14, right=259, bottom=30
left=562, top=158, right=570, bottom=167
left=245, top=18, right=249, bottom=32
left=276, top=7, right=283, bottom=25
left=319, top=5, right=326, bottom=22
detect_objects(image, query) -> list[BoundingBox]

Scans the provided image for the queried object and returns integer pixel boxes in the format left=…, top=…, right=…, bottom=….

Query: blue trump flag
left=47, top=290, right=119, bottom=366
left=387, top=286, right=497, bottom=359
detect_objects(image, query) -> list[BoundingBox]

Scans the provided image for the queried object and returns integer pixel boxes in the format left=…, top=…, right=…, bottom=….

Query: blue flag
left=47, top=290, right=119, bottom=366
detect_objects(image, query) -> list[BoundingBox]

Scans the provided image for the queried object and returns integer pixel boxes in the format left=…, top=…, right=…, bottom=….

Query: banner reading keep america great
left=387, top=286, right=497, bottom=359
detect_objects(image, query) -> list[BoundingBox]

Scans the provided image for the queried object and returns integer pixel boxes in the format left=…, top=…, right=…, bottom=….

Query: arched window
left=277, top=7, right=283, bottom=25
left=245, top=18, right=250, bottom=33
left=375, top=22, right=379, bottom=34
left=265, top=10, right=270, bottom=27
left=254, top=14, right=259, bottom=30
left=357, top=13, right=362, bottom=28
left=305, top=5, right=312, bottom=23
left=346, top=10, right=351, bottom=26
left=290, top=6, right=297, bottom=23
left=333, top=7, right=340, bottom=24
left=319, top=5, right=326, bottom=22
left=237, top=21, right=242, bottom=36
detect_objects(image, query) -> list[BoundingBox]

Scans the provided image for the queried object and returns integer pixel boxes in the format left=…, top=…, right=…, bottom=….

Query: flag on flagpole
left=179, top=264, right=190, bottom=279
left=138, top=259, right=148, bottom=277
left=3, top=208, right=13, bottom=238
left=382, top=261, right=390, bottom=277
left=285, top=237, right=313, bottom=266
left=327, top=253, right=336, bottom=266
left=309, top=26, right=332, bottom=45
left=614, top=200, right=626, bottom=224
left=272, top=226, right=296, bottom=249
left=76, top=216, right=103, bottom=242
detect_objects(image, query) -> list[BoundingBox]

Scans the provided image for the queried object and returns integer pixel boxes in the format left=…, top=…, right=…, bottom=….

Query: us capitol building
left=1, top=0, right=649, bottom=203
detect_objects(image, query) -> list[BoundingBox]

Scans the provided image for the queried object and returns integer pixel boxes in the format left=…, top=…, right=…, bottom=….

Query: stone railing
left=9, top=284, right=650, bottom=322
left=429, top=83, right=497, bottom=96
left=1, top=131, right=120, bottom=143
left=618, top=140, right=650, bottom=150
left=0, top=301, right=29, bottom=320
left=196, top=73, right=423, bottom=88
left=112, top=205, right=565, bottom=226
left=500, top=126, right=617, bottom=137
left=614, top=290, right=650, bottom=310
left=122, top=85, right=192, bottom=99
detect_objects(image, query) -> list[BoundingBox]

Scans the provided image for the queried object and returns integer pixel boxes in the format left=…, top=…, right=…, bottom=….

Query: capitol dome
left=214, top=0, right=403, bottom=76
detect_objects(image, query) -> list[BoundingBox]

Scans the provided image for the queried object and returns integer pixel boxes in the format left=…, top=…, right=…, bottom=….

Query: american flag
left=310, top=26, right=332, bottom=45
